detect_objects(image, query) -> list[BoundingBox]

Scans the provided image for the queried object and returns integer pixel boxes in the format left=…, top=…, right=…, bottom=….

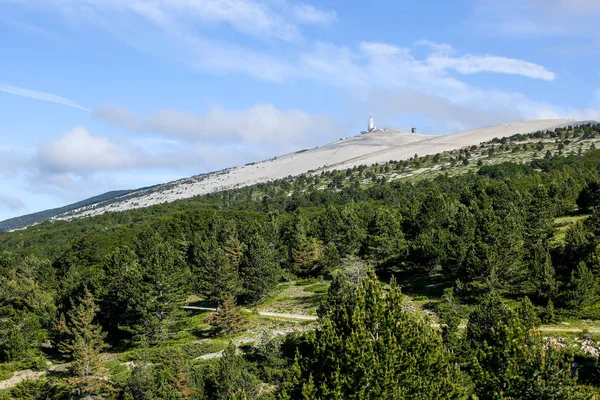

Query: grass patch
left=304, top=284, right=329, bottom=293
left=121, top=340, right=228, bottom=363
left=554, top=214, right=589, bottom=227
left=551, top=214, right=590, bottom=246
left=295, top=278, right=319, bottom=286
left=0, top=364, right=13, bottom=381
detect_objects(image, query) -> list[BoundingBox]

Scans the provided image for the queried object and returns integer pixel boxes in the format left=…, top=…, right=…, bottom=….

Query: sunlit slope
left=56, top=118, right=579, bottom=220
left=329, top=119, right=573, bottom=170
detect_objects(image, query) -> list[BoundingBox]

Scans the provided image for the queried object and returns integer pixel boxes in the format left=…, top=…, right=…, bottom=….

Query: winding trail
left=1, top=309, right=596, bottom=390
left=0, top=363, right=69, bottom=391
left=182, top=306, right=318, bottom=321
left=184, top=307, right=600, bottom=332
left=0, top=370, right=46, bottom=390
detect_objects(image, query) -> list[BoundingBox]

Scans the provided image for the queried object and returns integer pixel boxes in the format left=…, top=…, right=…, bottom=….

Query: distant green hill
left=0, top=190, right=133, bottom=231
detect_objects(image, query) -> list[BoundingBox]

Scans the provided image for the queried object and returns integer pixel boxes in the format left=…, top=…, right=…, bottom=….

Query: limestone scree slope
left=55, top=118, right=580, bottom=220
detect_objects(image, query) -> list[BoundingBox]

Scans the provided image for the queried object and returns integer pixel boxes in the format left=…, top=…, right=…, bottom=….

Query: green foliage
left=129, top=240, right=189, bottom=344
left=57, top=287, right=113, bottom=399
left=207, top=296, right=246, bottom=335
left=0, top=364, right=12, bottom=381
left=189, top=233, right=242, bottom=302
left=122, top=341, right=205, bottom=400
left=318, top=242, right=340, bottom=273
left=209, top=342, right=260, bottom=400
left=9, top=378, right=72, bottom=400
left=0, top=260, right=56, bottom=364
left=254, top=330, right=285, bottom=369
left=523, top=241, right=557, bottom=300
left=240, top=233, right=281, bottom=303
left=563, top=262, right=600, bottom=318
left=3, top=125, right=600, bottom=397
left=544, top=299, right=556, bottom=324
left=99, top=246, right=142, bottom=339
left=438, top=288, right=462, bottom=358
left=577, top=181, right=600, bottom=212
left=466, top=295, right=586, bottom=399
left=515, top=296, right=541, bottom=329
left=284, top=273, right=471, bottom=399
left=364, top=207, right=406, bottom=273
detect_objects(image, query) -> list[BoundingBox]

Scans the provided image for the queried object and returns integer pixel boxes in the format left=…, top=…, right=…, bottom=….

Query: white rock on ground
left=56, top=119, right=586, bottom=220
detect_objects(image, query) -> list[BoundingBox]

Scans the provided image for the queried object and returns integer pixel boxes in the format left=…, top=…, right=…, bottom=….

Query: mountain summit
left=1, top=118, right=590, bottom=230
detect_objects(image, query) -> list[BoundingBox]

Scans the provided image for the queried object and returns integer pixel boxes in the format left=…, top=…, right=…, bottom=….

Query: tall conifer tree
left=58, top=287, right=113, bottom=399
left=282, top=273, right=471, bottom=399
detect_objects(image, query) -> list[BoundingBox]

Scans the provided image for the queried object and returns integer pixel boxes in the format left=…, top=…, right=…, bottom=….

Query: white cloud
left=92, top=39, right=564, bottom=138
left=295, top=40, right=554, bottom=106
left=37, top=126, right=136, bottom=174
left=0, top=194, right=25, bottom=211
left=293, top=4, right=337, bottom=25
left=96, top=103, right=342, bottom=148
left=11, top=1, right=557, bottom=89
left=189, top=37, right=296, bottom=82
left=0, top=15, right=54, bottom=38
left=426, top=53, right=556, bottom=81
left=9, top=1, right=587, bottom=141
left=94, top=105, right=138, bottom=131
left=0, top=83, right=90, bottom=111
left=416, top=41, right=556, bottom=81
left=20, top=0, right=327, bottom=42
left=30, top=103, right=342, bottom=186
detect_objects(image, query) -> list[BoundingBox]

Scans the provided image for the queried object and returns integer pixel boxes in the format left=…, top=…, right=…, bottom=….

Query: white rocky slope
left=56, top=118, right=579, bottom=220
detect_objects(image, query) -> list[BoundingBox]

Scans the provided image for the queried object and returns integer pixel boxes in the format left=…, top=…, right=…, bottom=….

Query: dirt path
left=0, top=370, right=46, bottom=390
left=182, top=306, right=318, bottom=321
left=538, top=326, right=600, bottom=333
left=0, top=363, right=69, bottom=390
left=197, top=350, right=224, bottom=360
left=185, top=307, right=600, bottom=331
left=255, top=311, right=317, bottom=321
left=429, top=322, right=600, bottom=333
left=0, top=316, right=597, bottom=390
left=183, top=306, right=216, bottom=312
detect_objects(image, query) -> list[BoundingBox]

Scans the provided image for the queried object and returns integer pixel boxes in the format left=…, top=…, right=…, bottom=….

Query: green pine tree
left=212, top=342, right=259, bottom=400
left=564, top=262, right=600, bottom=316
left=364, top=207, right=407, bottom=271
left=466, top=295, right=583, bottom=399
left=544, top=299, right=556, bottom=324
left=189, top=233, right=241, bottom=302
left=99, top=247, right=142, bottom=339
left=318, top=242, right=341, bottom=274
left=58, top=287, right=113, bottom=399
left=240, top=233, right=281, bottom=303
left=285, top=272, right=471, bottom=399
left=207, top=296, right=246, bottom=335
left=438, top=288, right=462, bottom=359
left=131, top=241, right=189, bottom=344
left=515, top=296, right=541, bottom=329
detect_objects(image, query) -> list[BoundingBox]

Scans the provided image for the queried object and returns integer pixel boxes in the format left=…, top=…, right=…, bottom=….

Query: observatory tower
left=368, top=113, right=375, bottom=132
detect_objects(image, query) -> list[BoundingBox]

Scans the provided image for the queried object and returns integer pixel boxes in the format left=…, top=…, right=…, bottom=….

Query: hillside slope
left=332, top=119, right=577, bottom=170
left=57, top=119, right=576, bottom=220
left=0, top=118, right=585, bottom=229
left=0, top=190, right=133, bottom=231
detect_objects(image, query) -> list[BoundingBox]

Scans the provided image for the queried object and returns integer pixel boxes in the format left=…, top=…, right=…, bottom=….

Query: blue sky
left=1, top=0, right=600, bottom=221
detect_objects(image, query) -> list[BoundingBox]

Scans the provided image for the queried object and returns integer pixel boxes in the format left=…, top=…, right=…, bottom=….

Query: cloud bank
left=95, top=104, right=341, bottom=145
